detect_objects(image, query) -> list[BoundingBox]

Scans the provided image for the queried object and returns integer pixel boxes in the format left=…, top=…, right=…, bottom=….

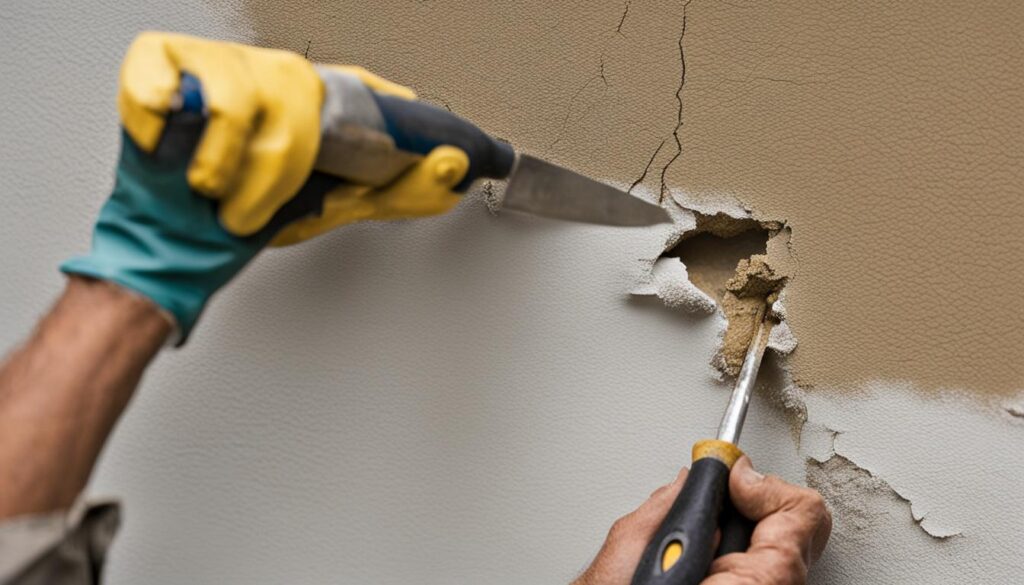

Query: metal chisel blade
left=499, top=154, right=672, bottom=227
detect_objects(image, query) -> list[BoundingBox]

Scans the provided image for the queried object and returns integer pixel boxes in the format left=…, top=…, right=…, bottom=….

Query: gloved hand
left=62, top=32, right=470, bottom=342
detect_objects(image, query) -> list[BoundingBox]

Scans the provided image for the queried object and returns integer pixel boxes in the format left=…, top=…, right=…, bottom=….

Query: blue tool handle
left=371, top=93, right=515, bottom=192
left=177, top=73, right=205, bottom=113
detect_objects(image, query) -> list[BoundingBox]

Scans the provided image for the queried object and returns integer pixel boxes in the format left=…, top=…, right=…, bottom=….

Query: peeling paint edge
left=786, top=386, right=963, bottom=540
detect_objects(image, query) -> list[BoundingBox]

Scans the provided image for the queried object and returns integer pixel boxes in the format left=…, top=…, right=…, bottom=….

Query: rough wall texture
left=1, top=1, right=1022, bottom=584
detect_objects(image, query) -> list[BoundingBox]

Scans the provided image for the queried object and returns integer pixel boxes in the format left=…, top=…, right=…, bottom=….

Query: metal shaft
left=716, top=317, right=773, bottom=445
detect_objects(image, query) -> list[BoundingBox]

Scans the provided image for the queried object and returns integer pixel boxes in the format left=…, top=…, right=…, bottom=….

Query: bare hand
left=573, top=457, right=831, bottom=585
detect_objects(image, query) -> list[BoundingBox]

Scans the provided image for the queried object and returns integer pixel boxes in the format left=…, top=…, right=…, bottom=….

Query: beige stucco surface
left=672, top=1, right=1024, bottom=395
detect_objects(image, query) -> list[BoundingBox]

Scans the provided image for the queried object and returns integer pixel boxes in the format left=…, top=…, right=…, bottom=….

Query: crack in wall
left=624, top=1, right=690, bottom=204
left=419, top=92, right=454, bottom=112
left=548, top=66, right=609, bottom=150
left=616, top=0, right=631, bottom=36
left=549, top=2, right=653, bottom=151
left=553, top=0, right=691, bottom=192
left=627, top=139, right=667, bottom=195
left=656, top=1, right=690, bottom=204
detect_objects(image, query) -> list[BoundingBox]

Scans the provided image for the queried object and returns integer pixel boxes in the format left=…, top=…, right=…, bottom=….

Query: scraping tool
left=631, top=308, right=775, bottom=585
left=171, top=70, right=670, bottom=229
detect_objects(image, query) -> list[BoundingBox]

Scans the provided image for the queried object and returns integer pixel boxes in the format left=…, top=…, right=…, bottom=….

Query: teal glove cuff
left=62, top=131, right=270, bottom=343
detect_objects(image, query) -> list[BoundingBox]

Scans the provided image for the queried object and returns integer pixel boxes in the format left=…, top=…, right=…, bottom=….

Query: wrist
left=61, top=276, right=174, bottom=345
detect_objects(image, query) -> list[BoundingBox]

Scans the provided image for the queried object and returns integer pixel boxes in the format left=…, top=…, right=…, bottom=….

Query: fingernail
left=737, top=457, right=764, bottom=485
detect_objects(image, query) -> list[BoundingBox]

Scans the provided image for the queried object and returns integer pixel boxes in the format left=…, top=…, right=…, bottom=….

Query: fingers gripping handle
left=158, top=74, right=340, bottom=237
left=632, top=457, right=731, bottom=585
left=170, top=72, right=514, bottom=228
left=716, top=498, right=754, bottom=556
left=632, top=439, right=751, bottom=585
left=175, top=72, right=517, bottom=190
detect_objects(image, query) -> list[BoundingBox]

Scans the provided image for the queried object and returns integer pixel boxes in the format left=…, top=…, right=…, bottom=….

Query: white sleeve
left=0, top=500, right=120, bottom=585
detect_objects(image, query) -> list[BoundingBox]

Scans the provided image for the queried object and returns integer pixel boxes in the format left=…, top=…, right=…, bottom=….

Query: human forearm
left=0, top=276, right=170, bottom=519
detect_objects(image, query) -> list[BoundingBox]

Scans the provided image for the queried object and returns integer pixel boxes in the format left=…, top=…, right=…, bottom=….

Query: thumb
left=728, top=455, right=798, bottom=521
left=368, top=145, right=468, bottom=219
left=421, top=145, right=471, bottom=190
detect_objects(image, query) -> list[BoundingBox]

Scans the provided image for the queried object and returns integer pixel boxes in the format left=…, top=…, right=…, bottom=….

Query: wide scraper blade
left=501, top=154, right=672, bottom=226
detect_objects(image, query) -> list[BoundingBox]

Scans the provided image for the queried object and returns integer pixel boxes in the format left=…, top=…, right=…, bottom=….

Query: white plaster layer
left=803, top=385, right=1024, bottom=537
left=631, top=257, right=717, bottom=313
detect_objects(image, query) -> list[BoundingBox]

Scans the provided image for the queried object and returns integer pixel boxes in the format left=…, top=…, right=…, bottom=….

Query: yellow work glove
left=63, top=32, right=473, bottom=341
left=268, top=64, right=470, bottom=246
left=118, top=31, right=469, bottom=239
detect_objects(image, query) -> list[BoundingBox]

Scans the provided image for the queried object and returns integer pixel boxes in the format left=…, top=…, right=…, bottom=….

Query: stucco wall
left=1, top=1, right=1021, bottom=583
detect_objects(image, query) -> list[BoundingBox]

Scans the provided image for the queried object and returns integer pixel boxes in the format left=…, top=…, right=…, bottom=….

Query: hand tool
left=171, top=69, right=671, bottom=229
left=631, top=306, right=775, bottom=585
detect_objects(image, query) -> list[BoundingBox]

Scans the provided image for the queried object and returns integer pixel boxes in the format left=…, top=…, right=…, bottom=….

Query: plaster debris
left=774, top=381, right=809, bottom=425
left=715, top=255, right=788, bottom=375
left=480, top=181, right=503, bottom=215
left=767, top=320, right=797, bottom=355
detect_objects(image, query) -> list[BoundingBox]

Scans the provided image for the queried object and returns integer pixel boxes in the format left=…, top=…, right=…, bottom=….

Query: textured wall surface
left=1, top=1, right=1022, bottom=584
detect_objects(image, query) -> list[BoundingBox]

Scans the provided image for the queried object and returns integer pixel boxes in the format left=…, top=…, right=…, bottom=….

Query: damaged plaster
left=631, top=195, right=793, bottom=377
left=806, top=456, right=958, bottom=540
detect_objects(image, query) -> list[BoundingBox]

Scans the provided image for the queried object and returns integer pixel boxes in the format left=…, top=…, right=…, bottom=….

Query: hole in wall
left=644, top=210, right=791, bottom=377
left=663, top=219, right=771, bottom=301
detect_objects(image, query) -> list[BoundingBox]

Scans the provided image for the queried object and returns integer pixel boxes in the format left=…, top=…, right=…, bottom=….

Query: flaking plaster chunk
left=798, top=422, right=837, bottom=463
left=766, top=321, right=797, bottom=355
left=808, top=455, right=961, bottom=541
left=768, top=373, right=977, bottom=541
left=631, top=257, right=716, bottom=313
left=805, top=456, right=959, bottom=540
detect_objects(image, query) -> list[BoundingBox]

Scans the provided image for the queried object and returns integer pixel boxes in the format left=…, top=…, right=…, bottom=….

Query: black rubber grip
left=372, top=93, right=516, bottom=192
left=716, top=495, right=754, bottom=557
left=631, top=457, right=731, bottom=585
